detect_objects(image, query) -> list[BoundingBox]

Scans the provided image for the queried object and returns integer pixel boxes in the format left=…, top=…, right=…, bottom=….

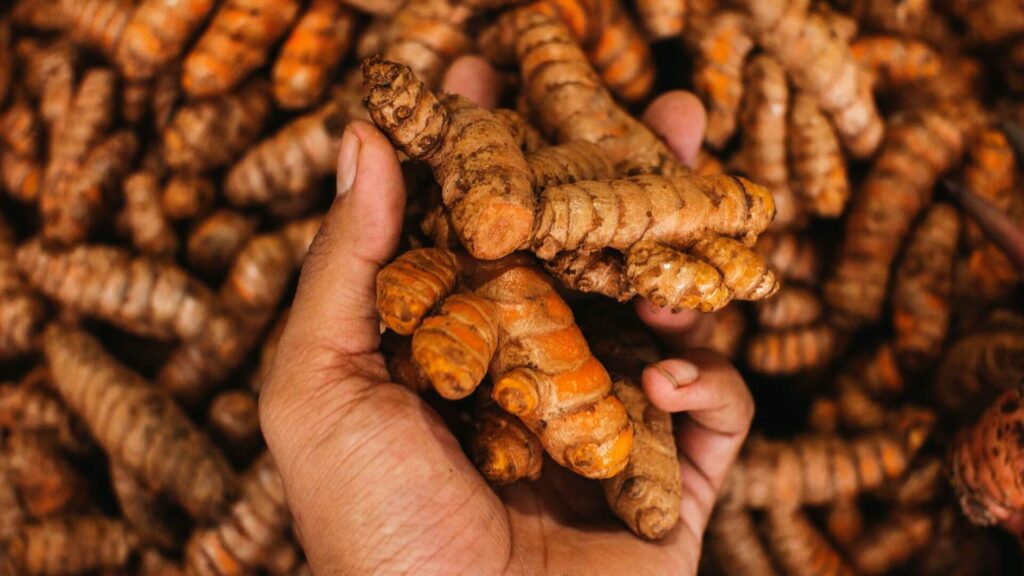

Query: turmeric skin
left=182, top=0, right=301, bottom=98
left=44, top=325, right=238, bottom=519
left=471, top=385, right=544, bottom=485
left=4, top=515, right=140, bottom=576
left=745, top=324, right=836, bottom=376
left=754, top=231, right=821, bottom=284
left=161, top=174, right=215, bottom=222
left=116, top=0, right=218, bottom=79
left=0, top=219, right=46, bottom=360
left=852, top=36, right=942, bottom=90
left=788, top=93, right=849, bottom=217
left=755, top=285, right=822, bottom=330
left=3, top=431, right=87, bottom=519
left=685, top=11, right=753, bottom=149
left=633, top=0, right=686, bottom=40
left=412, top=293, right=500, bottom=400
left=207, top=390, right=263, bottom=463
left=0, top=99, right=42, bottom=158
left=272, top=0, right=355, bottom=109
left=109, top=463, right=185, bottom=550
left=1, top=149, right=43, bottom=203
left=185, top=210, right=258, bottom=277
left=763, top=509, right=855, bottom=576
left=706, top=506, right=778, bottom=576
left=57, top=0, right=132, bottom=60
left=850, top=511, right=934, bottom=575
left=122, top=171, right=178, bottom=258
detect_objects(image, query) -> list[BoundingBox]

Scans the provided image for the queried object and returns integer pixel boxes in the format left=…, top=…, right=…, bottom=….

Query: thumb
left=284, top=120, right=406, bottom=360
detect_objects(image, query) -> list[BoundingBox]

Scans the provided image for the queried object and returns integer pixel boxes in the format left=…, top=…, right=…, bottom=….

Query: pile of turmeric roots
left=1, top=0, right=1023, bottom=573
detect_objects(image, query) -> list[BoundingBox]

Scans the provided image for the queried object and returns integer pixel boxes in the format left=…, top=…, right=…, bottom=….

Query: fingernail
left=337, top=126, right=360, bottom=197
left=653, top=360, right=699, bottom=388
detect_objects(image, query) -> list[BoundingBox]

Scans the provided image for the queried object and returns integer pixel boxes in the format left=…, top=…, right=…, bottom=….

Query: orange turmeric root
left=161, top=174, right=215, bottom=222
left=0, top=220, right=46, bottom=360
left=4, top=515, right=140, bottom=575
left=3, top=431, right=87, bottom=519
left=207, top=390, right=263, bottom=463
left=754, top=231, right=821, bottom=284
left=852, top=35, right=942, bottom=90
left=763, top=509, right=855, bottom=576
left=892, top=203, right=959, bottom=371
left=849, top=510, right=934, bottom=574
left=185, top=210, right=258, bottom=277
left=57, top=0, right=132, bottom=60
left=736, top=0, right=884, bottom=157
left=0, top=99, right=41, bottom=158
left=116, top=0, right=219, bottom=80
left=272, top=0, right=355, bottom=109
left=950, top=386, right=1024, bottom=528
left=0, top=371, right=87, bottom=455
left=122, top=171, right=178, bottom=258
left=788, top=93, right=850, bottom=217
left=377, top=248, right=633, bottom=479
left=633, top=0, right=686, bottom=40
left=722, top=417, right=933, bottom=509
left=471, top=385, right=545, bottom=485
left=162, top=80, right=272, bottom=173
left=1, top=149, right=43, bottom=203
left=110, top=463, right=185, bottom=550
left=44, top=325, right=237, bottom=519
left=706, top=506, right=778, bottom=576
left=685, top=11, right=754, bottom=149
left=182, top=0, right=301, bottom=98
left=745, top=324, right=837, bottom=376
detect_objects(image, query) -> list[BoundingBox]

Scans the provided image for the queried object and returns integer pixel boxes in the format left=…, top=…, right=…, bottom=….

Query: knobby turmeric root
left=848, top=510, right=934, bottom=575
left=116, top=0, right=218, bottom=80
left=470, top=385, right=544, bottom=485
left=4, top=515, right=140, bottom=576
left=0, top=218, right=46, bottom=359
left=272, top=0, right=355, bottom=110
left=376, top=248, right=633, bottom=479
left=43, top=325, right=237, bottom=518
left=706, top=506, right=778, bottom=576
left=684, top=11, right=753, bottom=149
left=110, top=463, right=185, bottom=550
left=763, top=509, right=855, bottom=576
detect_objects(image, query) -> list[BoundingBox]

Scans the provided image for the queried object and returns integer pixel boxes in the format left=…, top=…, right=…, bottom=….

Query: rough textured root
left=182, top=0, right=301, bottom=98
left=693, top=148, right=724, bottom=176
left=42, top=130, right=138, bottom=246
left=0, top=225, right=47, bottom=360
left=531, top=174, right=775, bottom=259
left=850, top=342, right=905, bottom=398
left=157, top=216, right=321, bottom=404
left=892, top=204, right=959, bottom=372
left=115, top=0, right=218, bottom=80
left=471, top=386, right=544, bottom=485
left=734, top=54, right=793, bottom=226
left=526, top=141, right=615, bottom=189
left=161, top=174, right=215, bottom=222
left=225, top=99, right=342, bottom=210
left=633, top=0, right=686, bottom=39
left=139, top=549, right=186, bottom=576
left=706, top=506, right=778, bottom=576
left=463, top=256, right=632, bottom=479
left=411, top=293, right=500, bottom=400
left=43, top=325, right=237, bottom=518
left=934, top=325, right=1024, bottom=418
left=4, top=515, right=140, bottom=575
left=825, top=107, right=966, bottom=328
left=3, top=431, right=87, bottom=519
left=184, top=453, right=292, bottom=576
left=109, top=463, right=184, bottom=550
left=121, top=79, right=153, bottom=125
left=17, top=240, right=218, bottom=341
left=0, top=99, right=41, bottom=157
left=745, top=324, right=836, bottom=376
left=850, top=510, right=934, bottom=574
left=186, top=211, right=258, bottom=277
left=851, top=35, right=942, bottom=90
left=788, top=93, right=850, bottom=217
left=0, top=465, right=26, bottom=543
left=1, top=149, right=43, bottom=203
left=950, top=387, right=1024, bottom=527
left=162, top=80, right=272, bottom=173
left=823, top=499, right=864, bottom=548
left=15, top=39, right=76, bottom=130
left=846, top=0, right=932, bottom=34
left=493, top=109, right=548, bottom=153
left=502, top=9, right=686, bottom=177
left=122, top=171, right=178, bottom=258
left=722, top=418, right=933, bottom=509
left=543, top=250, right=635, bottom=302
left=834, top=377, right=889, bottom=432
left=946, top=0, right=1024, bottom=44
left=0, top=372, right=87, bottom=455
left=272, top=0, right=355, bottom=109
left=583, top=0, right=655, bottom=103
left=624, top=241, right=731, bottom=312
left=755, top=285, right=822, bottom=329
left=207, top=390, right=262, bottom=462
left=763, top=509, right=855, bottom=576
left=737, top=0, right=884, bottom=157
left=45, top=67, right=115, bottom=179
left=601, top=377, right=681, bottom=540
left=381, top=331, right=431, bottom=393
left=57, top=0, right=132, bottom=60
left=686, top=235, right=779, bottom=301
left=377, top=248, right=461, bottom=336
left=150, top=67, right=181, bottom=133
left=374, top=0, right=473, bottom=90
left=364, top=58, right=535, bottom=259
left=879, top=457, right=943, bottom=505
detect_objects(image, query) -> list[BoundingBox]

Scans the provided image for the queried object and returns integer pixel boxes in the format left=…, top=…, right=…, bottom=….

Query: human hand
left=259, top=56, right=754, bottom=575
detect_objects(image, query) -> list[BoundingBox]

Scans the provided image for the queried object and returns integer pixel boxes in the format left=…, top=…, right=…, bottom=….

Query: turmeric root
left=57, top=0, right=132, bottom=60
left=0, top=99, right=41, bottom=158
left=183, top=453, right=292, bottom=576
left=1, top=149, right=43, bottom=203
left=160, top=174, right=215, bottom=222
left=15, top=39, right=76, bottom=130
left=825, top=106, right=967, bottom=328
left=754, top=231, right=821, bottom=284
left=892, top=203, right=959, bottom=371
left=272, top=0, right=355, bottom=109
left=186, top=211, right=258, bottom=277
left=633, top=0, right=686, bottom=40
left=4, top=515, right=140, bottom=575
left=0, top=372, right=87, bottom=455
left=377, top=248, right=633, bottom=478
left=109, top=463, right=185, bottom=550
left=845, top=0, right=932, bottom=35
left=225, top=99, right=343, bottom=212
left=755, top=285, right=822, bottom=330
left=0, top=465, right=26, bottom=542
left=364, top=57, right=535, bottom=260
left=946, top=0, right=1024, bottom=44
left=44, top=325, right=237, bottom=518
left=543, top=250, right=634, bottom=302
left=162, top=80, right=272, bottom=173
left=745, top=324, right=837, bottom=376
left=3, top=431, right=87, bottom=519
left=207, top=390, right=263, bottom=463
left=45, top=67, right=115, bottom=181
left=412, top=293, right=500, bottom=399
left=470, top=385, right=544, bottom=485
left=823, top=499, right=864, bottom=548
left=705, top=506, right=778, bottom=576
left=934, top=324, right=1024, bottom=417
left=788, top=93, right=850, bottom=217
left=722, top=419, right=933, bottom=509
left=579, top=0, right=655, bottom=104
left=122, top=171, right=178, bottom=258
left=950, top=386, right=1024, bottom=527
left=0, top=22, right=10, bottom=106
left=763, top=509, right=855, bottom=576
left=851, top=36, right=942, bottom=90
left=526, top=141, right=615, bottom=189
left=685, top=11, right=754, bottom=149
left=182, top=0, right=301, bottom=98
left=116, top=0, right=218, bottom=80
left=0, top=220, right=46, bottom=359
left=848, top=510, right=934, bottom=574
left=736, top=0, right=884, bottom=157
left=17, top=240, right=218, bottom=341
left=601, top=377, right=681, bottom=540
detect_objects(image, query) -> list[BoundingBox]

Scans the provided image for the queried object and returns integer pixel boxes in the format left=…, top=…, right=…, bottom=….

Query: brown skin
left=259, top=58, right=753, bottom=575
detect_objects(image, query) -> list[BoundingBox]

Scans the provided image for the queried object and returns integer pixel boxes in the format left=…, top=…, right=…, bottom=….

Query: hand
left=259, top=57, right=754, bottom=575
